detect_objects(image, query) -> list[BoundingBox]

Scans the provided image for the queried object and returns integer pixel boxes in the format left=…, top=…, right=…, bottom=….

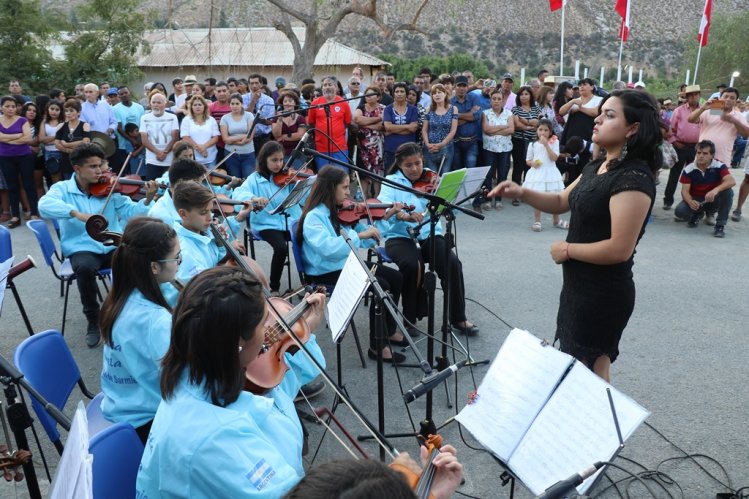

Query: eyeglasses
left=157, top=251, right=182, bottom=264
left=350, top=82, right=361, bottom=86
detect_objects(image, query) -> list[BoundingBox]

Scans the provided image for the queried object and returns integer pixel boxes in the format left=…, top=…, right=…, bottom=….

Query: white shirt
left=140, top=112, right=179, bottom=166
left=180, top=116, right=220, bottom=165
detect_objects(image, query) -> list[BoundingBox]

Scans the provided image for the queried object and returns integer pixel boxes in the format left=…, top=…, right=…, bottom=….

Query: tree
left=58, top=0, right=152, bottom=87
left=265, top=0, right=431, bottom=83
left=379, top=53, right=491, bottom=81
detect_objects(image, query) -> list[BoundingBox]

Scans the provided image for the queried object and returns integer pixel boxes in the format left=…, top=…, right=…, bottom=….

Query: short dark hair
left=721, top=87, right=740, bottom=99
left=172, top=77, right=183, bottom=86
left=63, top=97, right=81, bottom=112
left=386, top=72, right=396, bottom=78
left=516, top=86, right=537, bottom=107
left=169, top=158, right=205, bottom=185
left=579, top=78, right=596, bottom=87
left=204, top=77, right=216, bottom=86
left=696, top=140, right=716, bottom=156
left=49, top=88, right=65, bottom=100
left=0, top=95, right=17, bottom=107
left=215, top=80, right=228, bottom=89
left=70, top=142, right=105, bottom=166
left=538, top=69, right=549, bottom=77
left=248, top=73, right=262, bottom=82
left=301, top=78, right=316, bottom=86
left=124, top=122, right=139, bottom=134
left=226, top=77, right=238, bottom=84
left=172, top=181, right=214, bottom=212
left=391, top=82, right=409, bottom=95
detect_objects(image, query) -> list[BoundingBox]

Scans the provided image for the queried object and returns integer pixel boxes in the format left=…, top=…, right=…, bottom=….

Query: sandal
left=5, top=218, right=21, bottom=229
left=532, top=221, right=542, bottom=232
left=554, top=219, right=570, bottom=229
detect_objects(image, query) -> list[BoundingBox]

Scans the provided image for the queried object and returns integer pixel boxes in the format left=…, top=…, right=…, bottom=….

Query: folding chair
left=244, top=213, right=293, bottom=293
left=89, top=423, right=144, bottom=499
left=0, top=225, right=34, bottom=335
left=364, top=246, right=394, bottom=306
left=289, top=220, right=365, bottom=367
left=13, top=330, right=100, bottom=454
left=26, top=219, right=111, bottom=335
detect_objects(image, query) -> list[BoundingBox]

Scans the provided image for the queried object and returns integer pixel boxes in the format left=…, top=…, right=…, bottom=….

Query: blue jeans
left=225, top=152, right=256, bottom=178
left=674, top=189, right=734, bottom=225
left=423, top=143, right=454, bottom=173
left=316, top=150, right=349, bottom=172
left=732, top=136, right=747, bottom=166
left=483, top=150, right=512, bottom=200
left=44, top=150, right=62, bottom=174
left=451, top=139, right=478, bottom=171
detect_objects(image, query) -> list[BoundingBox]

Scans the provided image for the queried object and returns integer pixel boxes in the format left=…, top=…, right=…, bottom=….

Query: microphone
left=536, top=462, right=604, bottom=499
left=403, top=360, right=467, bottom=404
left=7, top=256, right=36, bottom=282
left=282, top=129, right=312, bottom=171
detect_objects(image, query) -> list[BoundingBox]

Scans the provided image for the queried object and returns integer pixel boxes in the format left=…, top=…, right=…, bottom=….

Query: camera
left=484, top=79, right=497, bottom=89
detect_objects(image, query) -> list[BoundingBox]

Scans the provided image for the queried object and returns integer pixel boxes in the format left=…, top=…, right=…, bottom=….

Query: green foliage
left=57, top=0, right=152, bottom=88
left=379, top=53, right=492, bottom=80
left=682, top=12, right=749, bottom=97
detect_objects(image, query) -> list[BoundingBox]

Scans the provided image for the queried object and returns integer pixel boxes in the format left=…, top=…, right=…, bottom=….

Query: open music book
left=326, top=251, right=370, bottom=343
left=455, top=329, right=649, bottom=496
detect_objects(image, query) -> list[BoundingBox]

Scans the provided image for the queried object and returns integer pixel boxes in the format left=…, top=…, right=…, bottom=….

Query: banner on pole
left=615, top=0, right=631, bottom=42
left=697, top=0, right=712, bottom=47
left=550, top=0, right=567, bottom=11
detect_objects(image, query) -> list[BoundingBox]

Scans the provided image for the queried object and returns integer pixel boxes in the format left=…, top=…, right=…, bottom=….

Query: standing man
left=537, top=69, right=549, bottom=84
left=140, top=93, right=179, bottom=180
left=500, top=73, right=517, bottom=110
left=105, top=88, right=120, bottom=107
left=272, top=77, right=286, bottom=102
left=451, top=75, right=482, bottom=172
left=113, top=86, right=146, bottom=174
left=244, top=73, right=275, bottom=153
left=209, top=81, right=232, bottom=163
left=168, top=78, right=183, bottom=105
left=81, top=83, right=118, bottom=136
left=8, top=80, right=31, bottom=103
left=663, top=84, right=701, bottom=210
left=306, top=76, right=352, bottom=171
left=99, top=83, right=111, bottom=102
left=688, top=86, right=749, bottom=166
left=203, top=78, right=217, bottom=102
left=372, top=72, right=393, bottom=105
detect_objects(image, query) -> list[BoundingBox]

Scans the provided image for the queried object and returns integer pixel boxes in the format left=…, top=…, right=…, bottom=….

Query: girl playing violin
left=98, top=217, right=180, bottom=444
left=297, top=165, right=408, bottom=363
left=233, top=140, right=304, bottom=296
left=379, top=142, right=480, bottom=336
left=136, top=266, right=326, bottom=498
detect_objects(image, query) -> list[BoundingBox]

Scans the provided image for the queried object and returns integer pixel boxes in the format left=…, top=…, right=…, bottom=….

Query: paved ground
left=1, top=168, right=748, bottom=498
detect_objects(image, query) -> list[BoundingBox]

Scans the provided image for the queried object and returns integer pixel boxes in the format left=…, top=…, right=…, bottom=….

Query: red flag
left=550, top=0, right=566, bottom=11
left=697, top=0, right=712, bottom=47
left=615, top=0, right=631, bottom=42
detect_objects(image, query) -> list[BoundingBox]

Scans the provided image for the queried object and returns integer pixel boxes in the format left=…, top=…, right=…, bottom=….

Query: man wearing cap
left=500, top=73, right=516, bottom=111
left=663, top=85, right=702, bottom=210
left=272, top=77, right=286, bottom=102
left=113, top=86, right=145, bottom=174
left=450, top=75, right=482, bottom=171
left=81, top=83, right=118, bottom=137
left=174, top=75, right=197, bottom=118
left=105, top=88, right=120, bottom=107
left=634, top=81, right=646, bottom=91
left=688, top=86, right=749, bottom=167
left=710, top=84, right=727, bottom=100
left=243, top=73, right=276, bottom=153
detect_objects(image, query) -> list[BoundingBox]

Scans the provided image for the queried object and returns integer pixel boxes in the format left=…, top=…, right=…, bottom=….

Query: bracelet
left=564, top=243, right=571, bottom=261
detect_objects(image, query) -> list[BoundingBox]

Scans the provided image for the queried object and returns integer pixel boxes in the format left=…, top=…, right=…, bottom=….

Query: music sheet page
left=327, top=251, right=370, bottom=343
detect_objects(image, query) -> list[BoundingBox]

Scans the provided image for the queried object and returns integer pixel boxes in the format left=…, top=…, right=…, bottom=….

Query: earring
left=619, top=143, right=628, bottom=160
left=238, top=345, right=243, bottom=353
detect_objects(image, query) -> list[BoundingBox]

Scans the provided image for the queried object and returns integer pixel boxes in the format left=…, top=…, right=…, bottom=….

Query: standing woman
left=54, top=98, right=91, bottom=180
left=422, top=83, right=458, bottom=173
left=379, top=143, right=480, bottom=337
left=383, top=82, right=419, bottom=172
left=489, top=90, right=660, bottom=381
left=509, top=86, right=542, bottom=195
left=220, top=92, right=255, bottom=178
left=21, top=102, right=46, bottom=202
left=271, top=91, right=307, bottom=167
left=297, top=165, right=408, bottom=363
left=538, top=86, right=563, bottom=137
left=558, top=78, right=602, bottom=182
left=99, top=217, right=180, bottom=444
left=180, top=95, right=219, bottom=169
left=136, top=266, right=326, bottom=497
left=0, top=96, right=37, bottom=228
left=39, top=99, right=64, bottom=185
left=481, top=89, right=515, bottom=208
left=406, top=85, right=427, bottom=147
left=553, top=81, right=574, bottom=133
left=354, top=86, right=385, bottom=198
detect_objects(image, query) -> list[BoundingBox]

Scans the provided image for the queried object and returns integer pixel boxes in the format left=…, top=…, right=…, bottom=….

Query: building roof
left=138, top=27, right=389, bottom=68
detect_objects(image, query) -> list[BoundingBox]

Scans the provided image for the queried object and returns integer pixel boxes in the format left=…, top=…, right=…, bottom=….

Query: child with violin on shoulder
left=98, top=217, right=180, bottom=444
left=172, top=181, right=252, bottom=283
left=379, top=142, right=480, bottom=336
left=297, top=165, right=409, bottom=363
left=136, top=266, right=327, bottom=498
left=233, top=140, right=306, bottom=296
left=38, top=143, right=159, bottom=348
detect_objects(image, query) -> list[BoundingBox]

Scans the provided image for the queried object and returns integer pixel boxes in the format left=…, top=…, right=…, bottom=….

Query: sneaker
left=731, top=210, right=742, bottom=222
left=86, top=323, right=101, bottom=348
left=511, top=199, right=520, bottom=207
left=663, top=203, right=672, bottom=210
left=713, top=224, right=725, bottom=238
left=686, top=215, right=700, bottom=228
left=704, top=213, right=716, bottom=226
left=294, top=380, right=325, bottom=402
left=494, top=201, right=503, bottom=210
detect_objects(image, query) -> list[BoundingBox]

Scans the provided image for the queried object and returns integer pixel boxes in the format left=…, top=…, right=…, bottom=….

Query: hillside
left=44, top=0, right=744, bottom=79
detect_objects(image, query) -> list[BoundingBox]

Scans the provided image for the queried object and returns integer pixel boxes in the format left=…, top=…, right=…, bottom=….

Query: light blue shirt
left=148, top=190, right=180, bottom=225
left=233, top=172, right=302, bottom=232
left=113, top=102, right=146, bottom=150
left=136, top=335, right=325, bottom=498
left=38, top=174, right=152, bottom=256
left=174, top=223, right=226, bottom=283
left=242, top=93, right=275, bottom=136
left=378, top=169, right=443, bottom=241
left=301, top=204, right=374, bottom=276
left=100, top=289, right=171, bottom=427
left=81, top=99, right=118, bottom=134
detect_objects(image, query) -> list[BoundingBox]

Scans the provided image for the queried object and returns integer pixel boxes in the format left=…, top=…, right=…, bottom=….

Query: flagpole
left=559, top=4, right=565, bottom=76
left=616, top=36, right=624, bottom=82
left=693, top=42, right=703, bottom=85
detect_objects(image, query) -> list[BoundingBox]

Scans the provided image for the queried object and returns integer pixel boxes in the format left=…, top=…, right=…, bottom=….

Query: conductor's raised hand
left=488, top=180, right=523, bottom=201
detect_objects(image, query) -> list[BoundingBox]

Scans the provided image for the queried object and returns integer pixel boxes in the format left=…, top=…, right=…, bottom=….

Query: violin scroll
left=85, top=214, right=122, bottom=246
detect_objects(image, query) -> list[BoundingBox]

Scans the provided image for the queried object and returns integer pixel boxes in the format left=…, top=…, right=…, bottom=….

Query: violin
left=389, top=434, right=443, bottom=499
left=208, top=168, right=241, bottom=186
left=412, top=169, right=439, bottom=194
left=337, top=198, right=415, bottom=226
left=211, top=195, right=257, bottom=216
left=89, top=171, right=165, bottom=198
left=209, top=223, right=270, bottom=291
left=273, top=166, right=314, bottom=187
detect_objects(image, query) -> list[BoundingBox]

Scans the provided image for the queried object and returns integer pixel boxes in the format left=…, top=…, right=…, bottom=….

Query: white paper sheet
left=327, top=251, right=370, bottom=343
left=457, top=166, right=491, bottom=200
left=0, top=257, right=13, bottom=316
left=49, top=401, right=93, bottom=499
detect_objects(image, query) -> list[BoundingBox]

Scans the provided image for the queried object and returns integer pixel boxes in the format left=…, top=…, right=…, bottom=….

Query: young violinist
left=233, top=140, right=304, bottom=296
left=38, top=143, right=159, bottom=348
left=378, top=142, right=480, bottom=336
left=98, top=217, right=180, bottom=444
left=148, top=157, right=221, bottom=224
left=136, top=266, right=326, bottom=498
left=171, top=181, right=251, bottom=283
left=297, top=165, right=408, bottom=363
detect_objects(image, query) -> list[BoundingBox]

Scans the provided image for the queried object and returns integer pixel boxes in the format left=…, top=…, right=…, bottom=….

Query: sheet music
left=455, top=329, right=574, bottom=461
left=269, top=176, right=316, bottom=215
left=457, top=166, right=491, bottom=200
left=326, top=251, right=370, bottom=343
left=0, top=257, right=13, bottom=316
left=49, top=401, right=93, bottom=499
left=508, top=362, right=650, bottom=495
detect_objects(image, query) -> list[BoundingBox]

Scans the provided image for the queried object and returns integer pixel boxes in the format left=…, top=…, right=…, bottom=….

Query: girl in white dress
left=523, top=119, right=567, bottom=231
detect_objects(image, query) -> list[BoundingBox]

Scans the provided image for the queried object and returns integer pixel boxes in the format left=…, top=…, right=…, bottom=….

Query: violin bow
left=95, top=152, right=133, bottom=216
left=351, top=169, right=380, bottom=246
left=201, top=171, right=243, bottom=245
left=260, top=155, right=315, bottom=211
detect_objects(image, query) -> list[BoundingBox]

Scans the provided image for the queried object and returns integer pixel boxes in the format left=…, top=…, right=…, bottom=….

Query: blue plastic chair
left=0, top=225, right=35, bottom=335
left=13, top=329, right=96, bottom=454
left=25, top=219, right=111, bottom=335
left=289, top=220, right=365, bottom=367
left=89, top=422, right=144, bottom=499
left=245, top=213, right=293, bottom=292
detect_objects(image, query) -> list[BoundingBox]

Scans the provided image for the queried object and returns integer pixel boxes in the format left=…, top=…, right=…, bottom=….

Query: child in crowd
left=125, top=123, right=145, bottom=174
left=523, top=119, right=566, bottom=231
